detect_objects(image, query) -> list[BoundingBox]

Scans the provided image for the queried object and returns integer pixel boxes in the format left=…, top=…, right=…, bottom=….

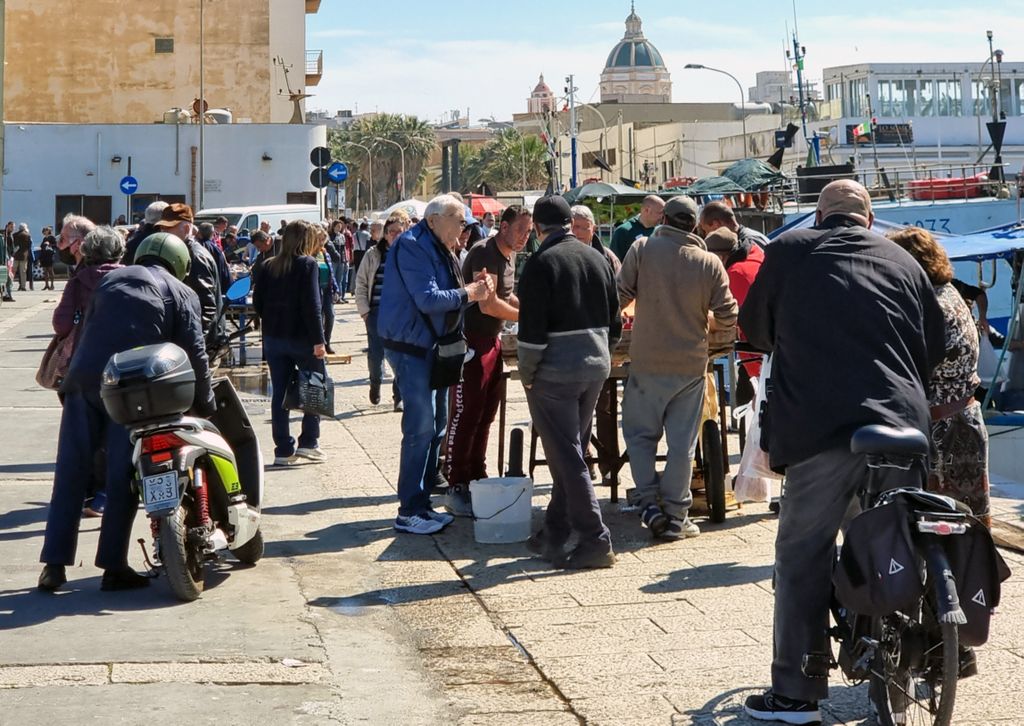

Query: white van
left=193, top=204, right=321, bottom=235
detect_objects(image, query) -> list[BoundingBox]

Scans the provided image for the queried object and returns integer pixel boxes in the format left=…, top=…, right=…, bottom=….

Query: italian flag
left=853, top=121, right=872, bottom=139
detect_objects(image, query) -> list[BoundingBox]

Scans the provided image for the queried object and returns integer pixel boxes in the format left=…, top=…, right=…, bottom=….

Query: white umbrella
left=381, top=198, right=428, bottom=219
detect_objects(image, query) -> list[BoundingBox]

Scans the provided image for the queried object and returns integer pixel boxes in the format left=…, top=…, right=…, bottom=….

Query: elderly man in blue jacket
left=379, top=194, right=494, bottom=535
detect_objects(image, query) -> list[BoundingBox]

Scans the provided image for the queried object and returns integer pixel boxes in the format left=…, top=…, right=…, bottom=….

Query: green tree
left=439, top=129, right=550, bottom=195
left=328, top=114, right=437, bottom=212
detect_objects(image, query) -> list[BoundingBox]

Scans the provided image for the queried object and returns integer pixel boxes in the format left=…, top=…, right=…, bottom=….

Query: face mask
left=58, top=246, right=77, bottom=265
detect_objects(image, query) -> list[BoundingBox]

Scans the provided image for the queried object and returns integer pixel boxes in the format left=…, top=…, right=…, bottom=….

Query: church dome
left=603, top=4, right=666, bottom=69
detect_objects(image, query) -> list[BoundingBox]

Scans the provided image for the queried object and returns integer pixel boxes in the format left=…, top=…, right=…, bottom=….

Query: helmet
left=135, top=232, right=191, bottom=280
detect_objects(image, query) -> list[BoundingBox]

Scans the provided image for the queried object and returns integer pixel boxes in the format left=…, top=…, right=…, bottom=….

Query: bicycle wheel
left=869, top=596, right=958, bottom=726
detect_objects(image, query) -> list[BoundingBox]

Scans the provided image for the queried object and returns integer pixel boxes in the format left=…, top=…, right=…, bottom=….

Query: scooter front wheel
left=232, top=528, right=264, bottom=565
left=159, top=503, right=205, bottom=602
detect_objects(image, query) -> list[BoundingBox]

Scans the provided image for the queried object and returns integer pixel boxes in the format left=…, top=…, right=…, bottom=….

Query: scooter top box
left=100, top=342, right=196, bottom=426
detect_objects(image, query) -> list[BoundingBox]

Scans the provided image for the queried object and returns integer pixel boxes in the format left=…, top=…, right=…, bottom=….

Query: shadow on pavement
left=0, top=462, right=56, bottom=474
left=262, top=494, right=395, bottom=517
left=641, top=562, right=773, bottom=593
left=0, top=560, right=245, bottom=630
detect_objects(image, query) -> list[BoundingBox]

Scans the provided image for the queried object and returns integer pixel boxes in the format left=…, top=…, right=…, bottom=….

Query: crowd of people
left=22, top=177, right=1000, bottom=722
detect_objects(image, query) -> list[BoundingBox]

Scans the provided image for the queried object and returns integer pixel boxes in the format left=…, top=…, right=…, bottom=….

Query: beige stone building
left=4, top=0, right=323, bottom=124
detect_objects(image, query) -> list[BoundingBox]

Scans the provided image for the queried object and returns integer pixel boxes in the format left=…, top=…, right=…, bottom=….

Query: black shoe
left=959, top=646, right=978, bottom=679
left=553, top=542, right=615, bottom=570
left=744, top=690, right=821, bottom=724
left=325, top=345, right=336, bottom=355
left=640, top=503, right=669, bottom=537
left=100, top=567, right=151, bottom=591
left=38, top=564, right=67, bottom=591
left=2, top=296, right=13, bottom=302
left=369, top=383, right=381, bottom=405
left=526, top=529, right=568, bottom=561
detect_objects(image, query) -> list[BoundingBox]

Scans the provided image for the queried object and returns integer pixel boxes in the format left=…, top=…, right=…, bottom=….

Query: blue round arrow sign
left=119, top=175, right=139, bottom=195
left=326, top=162, right=348, bottom=183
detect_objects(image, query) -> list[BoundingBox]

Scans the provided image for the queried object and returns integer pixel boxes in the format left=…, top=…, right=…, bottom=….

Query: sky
left=306, top=0, right=1024, bottom=124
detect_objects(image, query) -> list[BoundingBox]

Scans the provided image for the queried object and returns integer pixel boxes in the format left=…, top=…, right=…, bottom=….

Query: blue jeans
left=41, top=391, right=134, bottom=569
left=386, top=349, right=447, bottom=517
left=366, top=309, right=400, bottom=401
left=265, top=336, right=324, bottom=458
left=334, top=260, right=348, bottom=301
left=320, top=285, right=335, bottom=346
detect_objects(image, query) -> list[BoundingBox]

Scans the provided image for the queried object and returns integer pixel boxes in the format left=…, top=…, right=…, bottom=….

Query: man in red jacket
left=704, top=227, right=763, bottom=405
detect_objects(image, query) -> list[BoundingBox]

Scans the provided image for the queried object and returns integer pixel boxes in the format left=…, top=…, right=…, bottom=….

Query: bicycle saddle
left=850, top=425, right=928, bottom=456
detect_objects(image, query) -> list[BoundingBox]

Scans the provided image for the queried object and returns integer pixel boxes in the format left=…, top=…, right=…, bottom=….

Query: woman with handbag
left=253, top=219, right=328, bottom=466
left=46, top=226, right=125, bottom=516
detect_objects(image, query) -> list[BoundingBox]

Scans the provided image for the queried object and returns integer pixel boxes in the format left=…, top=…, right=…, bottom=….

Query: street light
left=345, top=141, right=373, bottom=212
left=373, top=136, right=406, bottom=202
left=578, top=103, right=611, bottom=180
left=684, top=63, right=748, bottom=159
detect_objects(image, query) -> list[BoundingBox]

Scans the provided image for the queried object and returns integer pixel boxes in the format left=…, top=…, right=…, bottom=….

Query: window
left=973, top=79, right=992, bottom=116
left=846, top=78, right=867, bottom=117
left=240, top=214, right=258, bottom=233
left=154, top=38, right=174, bottom=54
left=935, top=79, right=962, bottom=117
left=55, top=195, right=112, bottom=229
left=917, top=79, right=935, bottom=117
left=1015, top=79, right=1024, bottom=117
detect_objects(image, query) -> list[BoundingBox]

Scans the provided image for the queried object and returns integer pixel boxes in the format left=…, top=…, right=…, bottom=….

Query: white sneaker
left=425, top=509, right=455, bottom=527
left=273, top=456, right=296, bottom=466
left=394, top=514, right=444, bottom=535
left=295, top=447, right=327, bottom=463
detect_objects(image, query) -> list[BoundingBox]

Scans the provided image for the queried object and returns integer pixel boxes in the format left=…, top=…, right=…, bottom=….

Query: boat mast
left=787, top=2, right=814, bottom=166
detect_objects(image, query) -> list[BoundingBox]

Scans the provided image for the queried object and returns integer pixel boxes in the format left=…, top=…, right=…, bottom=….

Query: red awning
left=465, top=194, right=506, bottom=219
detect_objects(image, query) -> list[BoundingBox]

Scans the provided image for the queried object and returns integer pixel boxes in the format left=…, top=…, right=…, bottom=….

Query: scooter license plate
left=142, top=472, right=180, bottom=512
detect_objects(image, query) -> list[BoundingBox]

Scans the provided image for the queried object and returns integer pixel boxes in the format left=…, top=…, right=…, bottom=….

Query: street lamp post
left=684, top=63, right=748, bottom=159
left=374, top=137, right=406, bottom=203
left=346, top=141, right=373, bottom=212
left=199, top=0, right=206, bottom=210
left=578, top=103, right=610, bottom=180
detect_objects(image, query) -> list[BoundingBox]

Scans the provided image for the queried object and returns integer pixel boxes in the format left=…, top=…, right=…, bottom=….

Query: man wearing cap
left=698, top=200, right=770, bottom=251
left=704, top=226, right=765, bottom=406
left=518, top=195, right=622, bottom=569
left=153, top=202, right=222, bottom=347
left=740, top=180, right=945, bottom=723
left=124, top=201, right=169, bottom=264
left=610, top=194, right=665, bottom=262
left=617, top=196, right=737, bottom=542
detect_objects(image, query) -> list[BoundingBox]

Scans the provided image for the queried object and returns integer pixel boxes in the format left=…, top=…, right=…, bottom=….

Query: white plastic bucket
left=468, top=477, right=533, bottom=543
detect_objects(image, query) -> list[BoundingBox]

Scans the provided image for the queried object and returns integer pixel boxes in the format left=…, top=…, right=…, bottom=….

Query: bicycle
left=804, top=424, right=973, bottom=726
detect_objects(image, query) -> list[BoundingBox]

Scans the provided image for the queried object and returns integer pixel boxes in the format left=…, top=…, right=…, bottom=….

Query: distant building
left=599, top=4, right=672, bottom=104
left=749, top=71, right=794, bottom=104
left=5, top=0, right=324, bottom=124
left=528, top=75, right=555, bottom=115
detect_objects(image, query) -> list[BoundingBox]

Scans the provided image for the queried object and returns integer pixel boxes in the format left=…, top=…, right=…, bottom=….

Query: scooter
left=100, top=342, right=264, bottom=602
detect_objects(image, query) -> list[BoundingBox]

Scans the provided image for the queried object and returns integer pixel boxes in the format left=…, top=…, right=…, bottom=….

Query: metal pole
left=520, top=131, right=527, bottom=190
left=374, top=137, right=405, bottom=201
left=579, top=103, right=610, bottom=179
left=567, top=74, right=578, bottom=188
left=199, top=0, right=205, bottom=211
left=988, top=31, right=997, bottom=124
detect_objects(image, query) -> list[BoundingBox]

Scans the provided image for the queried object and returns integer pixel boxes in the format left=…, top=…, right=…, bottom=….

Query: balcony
left=305, top=0, right=322, bottom=13
left=306, top=50, right=323, bottom=87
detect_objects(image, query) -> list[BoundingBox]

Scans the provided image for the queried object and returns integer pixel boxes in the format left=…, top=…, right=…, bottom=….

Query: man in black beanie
left=517, top=195, right=622, bottom=569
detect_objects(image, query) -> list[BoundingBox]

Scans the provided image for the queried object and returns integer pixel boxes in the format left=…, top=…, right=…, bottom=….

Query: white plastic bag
left=977, top=335, right=1007, bottom=385
left=733, top=356, right=782, bottom=503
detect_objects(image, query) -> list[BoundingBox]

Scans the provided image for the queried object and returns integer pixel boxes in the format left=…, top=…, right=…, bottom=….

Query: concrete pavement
left=1, top=284, right=1023, bottom=725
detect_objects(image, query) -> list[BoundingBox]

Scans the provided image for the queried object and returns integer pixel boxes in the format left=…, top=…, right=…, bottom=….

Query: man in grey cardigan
left=617, top=196, right=737, bottom=540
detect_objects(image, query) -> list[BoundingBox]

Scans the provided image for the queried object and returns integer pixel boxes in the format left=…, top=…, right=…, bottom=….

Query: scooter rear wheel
left=159, top=502, right=205, bottom=602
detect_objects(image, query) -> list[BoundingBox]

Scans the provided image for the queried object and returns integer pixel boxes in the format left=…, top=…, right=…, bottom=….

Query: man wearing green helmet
left=38, top=231, right=215, bottom=593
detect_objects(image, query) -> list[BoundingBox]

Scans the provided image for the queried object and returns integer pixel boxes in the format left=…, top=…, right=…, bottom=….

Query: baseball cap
left=704, top=228, right=738, bottom=253
left=532, top=195, right=572, bottom=226
left=817, top=180, right=872, bottom=225
left=154, top=202, right=194, bottom=229
left=663, top=196, right=698, bottom=224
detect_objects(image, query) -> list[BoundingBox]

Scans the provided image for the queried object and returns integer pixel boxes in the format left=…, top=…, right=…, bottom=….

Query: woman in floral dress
left=888, top=227, right=990, bottom=526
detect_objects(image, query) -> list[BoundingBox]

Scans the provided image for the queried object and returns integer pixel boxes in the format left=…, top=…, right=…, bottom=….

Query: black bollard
left=506, top=427, right=525, bottom=477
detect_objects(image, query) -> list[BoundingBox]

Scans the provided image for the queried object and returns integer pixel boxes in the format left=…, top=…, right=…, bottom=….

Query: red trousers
left=445, top=333, right=503, bottom=486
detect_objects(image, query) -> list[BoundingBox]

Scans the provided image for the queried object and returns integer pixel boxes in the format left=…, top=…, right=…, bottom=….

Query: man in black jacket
left=154, top=203, right=222, bottom=348
left=740, top=180, right=946, bottom=724
left=39, top=232, right=215, bottom=593
left=518, top=195, right=622, bottom=570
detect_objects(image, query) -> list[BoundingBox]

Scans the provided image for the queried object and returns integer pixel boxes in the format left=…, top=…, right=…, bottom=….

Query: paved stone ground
left=1, top=285, right=1023, bottom=725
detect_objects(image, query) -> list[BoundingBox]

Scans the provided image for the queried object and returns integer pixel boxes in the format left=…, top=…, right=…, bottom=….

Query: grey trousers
left=622, top=371, right=706, bottom=519
left=527, top=377, right=610, bottom=547
left=771, top=446, right=910, bottom=702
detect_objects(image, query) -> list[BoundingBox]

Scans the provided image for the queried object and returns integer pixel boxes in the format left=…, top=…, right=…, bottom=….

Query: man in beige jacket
left=617, top=196, right=737, bottom=540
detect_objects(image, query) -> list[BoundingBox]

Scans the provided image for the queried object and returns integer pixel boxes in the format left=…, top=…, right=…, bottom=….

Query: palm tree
left=328, top=114, right=437, bottom=211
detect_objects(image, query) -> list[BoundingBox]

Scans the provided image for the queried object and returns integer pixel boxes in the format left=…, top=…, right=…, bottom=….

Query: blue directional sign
left=326, top=162, right=348, bottom=184
left=119, top=175, right=139, bottom=195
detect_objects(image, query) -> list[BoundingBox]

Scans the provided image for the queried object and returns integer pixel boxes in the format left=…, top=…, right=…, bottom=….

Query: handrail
left=305, top=50, right=323, bottom=76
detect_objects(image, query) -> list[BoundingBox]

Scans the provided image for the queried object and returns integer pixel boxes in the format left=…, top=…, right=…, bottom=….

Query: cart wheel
left=701, top=419, right=726, bottom=523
